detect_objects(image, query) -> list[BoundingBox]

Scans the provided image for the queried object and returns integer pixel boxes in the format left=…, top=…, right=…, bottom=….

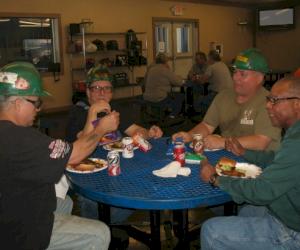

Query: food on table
left=107, top=141, right=123, bottom=150
left=68, top=158, right=106, bottom=172
left=216, top=157, right=245, bottom=177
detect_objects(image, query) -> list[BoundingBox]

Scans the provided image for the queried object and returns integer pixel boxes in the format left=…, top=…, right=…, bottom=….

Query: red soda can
left=173, top=142, right=185, bottom=166
left=107, top=150, right=121, bottom=176
left=133, top=133, right=152, bottom=152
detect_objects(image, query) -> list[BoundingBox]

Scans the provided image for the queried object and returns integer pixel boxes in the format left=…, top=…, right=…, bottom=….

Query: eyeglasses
left=88, top=86, right=113, bottom=93
left=265, top=96, right=300, bottom=105
left=23, top=98, right=43, bottom=109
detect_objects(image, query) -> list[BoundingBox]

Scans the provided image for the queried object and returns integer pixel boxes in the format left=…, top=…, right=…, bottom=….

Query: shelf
left=72, top=32, right=146, bottom=36
left=69, top=48, right=147, bottom=55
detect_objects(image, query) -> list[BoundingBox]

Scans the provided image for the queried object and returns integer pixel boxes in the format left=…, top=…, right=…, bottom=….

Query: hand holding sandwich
left=200, top=158, right=216, bottom=183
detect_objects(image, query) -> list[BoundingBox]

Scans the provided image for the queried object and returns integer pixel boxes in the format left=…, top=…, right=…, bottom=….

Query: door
left=153, top=19, right=198, bottom=78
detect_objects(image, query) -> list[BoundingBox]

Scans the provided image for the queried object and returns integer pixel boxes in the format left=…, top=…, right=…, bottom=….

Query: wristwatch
left=209, top=173, right=219, bottom=186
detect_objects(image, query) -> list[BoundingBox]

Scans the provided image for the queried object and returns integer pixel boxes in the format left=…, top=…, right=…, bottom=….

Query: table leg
left=224, top=201, right=238, bottom=216
left=98, top=202, right=111, bottom=224
left=150, top=210, right=161, bottom=250
left=173, top=209, right=189, bottom=249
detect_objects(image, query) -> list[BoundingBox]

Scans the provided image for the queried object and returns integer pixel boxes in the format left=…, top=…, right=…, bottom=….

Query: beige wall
left=256, top=5, right=300, bottom=72
left=0, top=0, right=252, bottom=110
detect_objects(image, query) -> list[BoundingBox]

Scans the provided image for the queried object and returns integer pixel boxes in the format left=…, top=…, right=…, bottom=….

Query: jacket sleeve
left=219, top=137, right=300, bottom=205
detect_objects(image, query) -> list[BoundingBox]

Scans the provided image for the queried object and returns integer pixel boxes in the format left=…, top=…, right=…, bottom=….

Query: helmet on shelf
left=0, top=61, right=50, bottom=96
left=233, top=48, right=269, bottom=74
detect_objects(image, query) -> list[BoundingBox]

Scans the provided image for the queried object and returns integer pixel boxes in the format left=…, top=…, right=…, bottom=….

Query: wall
left=0, top=0, right=252, bottom=110
left=256, top=5, right=300, bottom=72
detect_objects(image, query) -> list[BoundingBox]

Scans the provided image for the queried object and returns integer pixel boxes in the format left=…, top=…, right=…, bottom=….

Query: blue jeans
left=194, top=90, right=217, bottom=113
left=201, top=205, right=300, bottom=250
left=159, top=93, right=185, bottom=116
left=78, top=195, right=134, bottom=224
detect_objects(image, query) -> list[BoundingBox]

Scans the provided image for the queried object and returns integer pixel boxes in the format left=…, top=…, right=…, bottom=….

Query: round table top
left=67, top=137, right=243, bottom=210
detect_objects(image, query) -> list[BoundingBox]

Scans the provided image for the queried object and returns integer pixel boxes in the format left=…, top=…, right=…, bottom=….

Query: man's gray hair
left=0, top=95, right=18, bottom=111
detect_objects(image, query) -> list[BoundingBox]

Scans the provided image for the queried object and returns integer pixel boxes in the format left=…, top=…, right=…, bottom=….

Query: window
left=0, top=13, right=63, bottom=74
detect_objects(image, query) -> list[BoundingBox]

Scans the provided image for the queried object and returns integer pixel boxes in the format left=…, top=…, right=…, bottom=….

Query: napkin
left=152, top=161, right=191, bottom=178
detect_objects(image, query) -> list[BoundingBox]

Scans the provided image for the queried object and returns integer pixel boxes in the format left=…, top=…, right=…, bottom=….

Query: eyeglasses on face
left=23, top=98, right=43, bottom=109
left=265, top=95, right=300, bottom=105
left=89, top=85, right=113, bottom=93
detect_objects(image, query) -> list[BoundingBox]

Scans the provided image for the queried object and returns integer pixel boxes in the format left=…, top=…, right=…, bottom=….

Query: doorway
left=153, top=18, right=199, bottom=78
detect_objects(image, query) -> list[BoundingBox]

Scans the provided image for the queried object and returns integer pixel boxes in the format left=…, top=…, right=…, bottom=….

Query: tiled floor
left=124, top=208, right=215, bottom=250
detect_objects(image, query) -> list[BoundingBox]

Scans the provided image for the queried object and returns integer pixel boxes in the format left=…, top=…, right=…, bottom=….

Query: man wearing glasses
left=0, top=62, right=119, bottom=249
left=66, top=65, right=162, bottom=143
left=200, top=76, right=300, bottom=249
left=173, top=48, right=281, bottom=151
left=65, top=65, right=163, bottom=223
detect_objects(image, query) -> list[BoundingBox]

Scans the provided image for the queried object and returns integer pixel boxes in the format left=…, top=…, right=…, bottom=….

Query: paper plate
left=66, top=158, right=108, bottom=174
left=103, top=142, right=138, bottom=152
left=216, top=162, right=262, bottom=178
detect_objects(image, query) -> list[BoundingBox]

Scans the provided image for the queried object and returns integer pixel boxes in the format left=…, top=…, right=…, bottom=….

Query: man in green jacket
left=200, top=76, right=300, bottom=249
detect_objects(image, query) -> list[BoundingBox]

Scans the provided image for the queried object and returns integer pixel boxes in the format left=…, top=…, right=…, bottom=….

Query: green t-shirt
left=203, top=88, right=281, bottom=150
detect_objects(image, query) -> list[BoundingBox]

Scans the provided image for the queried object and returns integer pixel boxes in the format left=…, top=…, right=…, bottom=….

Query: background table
left=67, top=137, right=244, bottom=248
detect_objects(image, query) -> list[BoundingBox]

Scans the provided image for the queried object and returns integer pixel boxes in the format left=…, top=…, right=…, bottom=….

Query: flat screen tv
left=258, top=7, right=295, bottom=30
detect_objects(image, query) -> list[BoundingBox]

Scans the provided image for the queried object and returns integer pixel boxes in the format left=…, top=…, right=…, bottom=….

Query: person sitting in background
left=192, top=50, right=233, bottom=112
left=187, top=51, right=208, bottom=81
left=0, top=62, right=118, bottom=250
left=173, top=48, right=281, bottom=151
left=186, top=51, right=208, bottom=113
left=200, top=76, right=300, bottom=250
left=66, top=65, right=163, bottom=221
left=143, top=52, right=185, bottom=117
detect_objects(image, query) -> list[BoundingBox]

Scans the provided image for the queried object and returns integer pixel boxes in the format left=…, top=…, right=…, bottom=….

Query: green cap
left=0, top=61, right=50, bottom=96
left=233, top=48, right=269, bottom=74
left=86, top=65, right=113, bottom=85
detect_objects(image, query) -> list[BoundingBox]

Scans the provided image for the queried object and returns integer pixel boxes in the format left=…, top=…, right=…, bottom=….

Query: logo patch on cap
left=0, top=72, right=30, bottom=90
left=236, top=55, right=249, bottom=63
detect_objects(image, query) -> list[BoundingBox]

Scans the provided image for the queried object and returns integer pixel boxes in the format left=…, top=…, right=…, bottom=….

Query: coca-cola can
left=107, top=150, right=121, bottom=176
left=192, top=133, right=204, bottom=155
left=122, top=137, right=134, bottom=158
left=173, top=141, right=185, bottom=166
left=133, top=133, right=152, bottom=152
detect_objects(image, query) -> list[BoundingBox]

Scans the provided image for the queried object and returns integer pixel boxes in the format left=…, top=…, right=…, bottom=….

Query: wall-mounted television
left=258, top=7, right=295, bottom=30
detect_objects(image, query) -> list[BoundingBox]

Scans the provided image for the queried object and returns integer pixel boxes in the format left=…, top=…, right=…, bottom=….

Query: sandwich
left=69, top=158, right=105, bottom=172
left=216, top=157, right=245, bottom=177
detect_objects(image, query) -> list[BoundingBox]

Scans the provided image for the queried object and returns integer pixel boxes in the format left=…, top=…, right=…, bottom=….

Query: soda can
left=107, top=150, right=121, bottom=176
left=173, top=141, right=185, bottom=166
left=133, top=133, right=152, bottom=152
left=192, top=133, right=204, bottom=155
left=122, top=137, right=134, bottom=158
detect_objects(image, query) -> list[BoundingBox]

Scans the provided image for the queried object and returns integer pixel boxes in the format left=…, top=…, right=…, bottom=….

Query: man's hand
left=148, top=125, right=163, bottom=139
left=172, top=131, right=192, bottom=143
left=225, top=137, right=245, bottom=156
left=95, top=111, right=119, bottom=135
left=89, top=100, right=111, bottom=115
left=204, top=134, right=225, bottom=150
left=200, top=159, right=216, bottom=183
